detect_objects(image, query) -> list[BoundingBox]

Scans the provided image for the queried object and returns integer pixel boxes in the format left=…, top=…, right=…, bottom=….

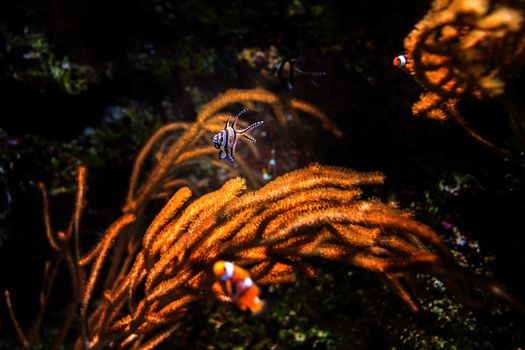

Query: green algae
left=5, top=29, right=98, bottom=95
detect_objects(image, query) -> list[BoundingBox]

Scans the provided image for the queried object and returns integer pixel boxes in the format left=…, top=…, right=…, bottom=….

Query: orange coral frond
left=256, top=262, right=297, bottom=284
left=4, top=290, right=31, bottom=348
left=381, top=273, right=420, bottom=313
left=37, top=182, right=59, bottom=252
left=81, top=214, right=136, bottom=335
left=290, top=98, right=343, bottom=137
left=223, top=164, right=383, bottom=216
left=19, top=82, right=517, bottom=350
left=400, top=0, right=525, bottom=150
left=127, top=122, right=191, bottom=205
left=142, top=187, right=192, bottom=260
left=137, top=322, right=181, bottom=350
left=119, top=163, right=479, bottom=333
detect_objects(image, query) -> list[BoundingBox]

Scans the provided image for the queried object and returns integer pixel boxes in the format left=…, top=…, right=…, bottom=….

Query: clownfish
left=213, top=260, right=267, bottom=316
left=212, top=109, right=264, bottom=163
left=393, top=54, right=409, bottom=71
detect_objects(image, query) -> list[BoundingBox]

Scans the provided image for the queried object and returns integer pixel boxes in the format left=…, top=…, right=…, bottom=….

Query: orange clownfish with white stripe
left=213, top=260, right=267, bottom=316
left=393, top=54, right=410, bottom=72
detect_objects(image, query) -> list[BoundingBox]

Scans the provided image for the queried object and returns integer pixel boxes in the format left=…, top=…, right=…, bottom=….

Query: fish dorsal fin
left=232, top=108, right=253, bottom=128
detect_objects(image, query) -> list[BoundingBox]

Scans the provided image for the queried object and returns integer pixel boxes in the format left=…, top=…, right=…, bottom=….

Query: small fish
left=393, top=54, right=409, bottom=71
left=213, top=260, right=267, bottom=316
left=212, top=109, right=264, bottom=163
left=273, top=57, right=326, bottom=91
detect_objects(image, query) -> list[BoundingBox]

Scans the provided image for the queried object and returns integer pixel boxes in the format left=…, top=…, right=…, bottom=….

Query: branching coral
left=5, top=167, right=87, bottom=349
left=4, top=88, right=342, bottom=349
left=78, top=164, right=466, bottom=348
left=101, top=163, right=521, bottom=347
left=399, top=0, right=525, bottom=152
left=6, top=89, right=522, bottom=349
left=10, top=163, right=520, bottom=349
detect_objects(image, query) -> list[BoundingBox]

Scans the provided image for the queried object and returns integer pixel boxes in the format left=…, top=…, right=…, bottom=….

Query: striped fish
left=393, top=54, right=410, bottom=71
left=273, top=57, right=326, bottom=91
left=213, top=260, right=267, bottom=316
left=212, top=109, right=264, bottom=163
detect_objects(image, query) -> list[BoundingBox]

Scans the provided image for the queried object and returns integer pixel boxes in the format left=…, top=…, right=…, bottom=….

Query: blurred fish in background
left=238, top=46, right=326, bottom=91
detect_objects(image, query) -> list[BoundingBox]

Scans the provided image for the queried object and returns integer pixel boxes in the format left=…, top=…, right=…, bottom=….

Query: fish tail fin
left=249, top=297, right=267, bottom=316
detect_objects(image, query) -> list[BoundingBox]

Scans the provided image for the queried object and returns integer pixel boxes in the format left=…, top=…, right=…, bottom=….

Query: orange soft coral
left=398, top=0, right=525, bottom=152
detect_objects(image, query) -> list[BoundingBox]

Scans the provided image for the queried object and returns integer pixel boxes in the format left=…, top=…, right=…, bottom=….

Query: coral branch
left=4, top=290, right=30, bottom=348
left=75, top=162, right=495, bottom=349
left=124, top=88, right=341, bottom=213
left=12, top=88, right=521, bottom=349
left=399, top=0, right=525, bottom=151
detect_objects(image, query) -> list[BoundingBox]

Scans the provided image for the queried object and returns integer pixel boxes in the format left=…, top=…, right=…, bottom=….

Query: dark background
left=1, top=0, right=524, bottom=348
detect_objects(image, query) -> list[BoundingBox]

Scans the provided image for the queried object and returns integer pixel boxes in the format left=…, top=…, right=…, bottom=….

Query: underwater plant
left=397, top=0, right=525, bottom=152
left=3, top=88, right=338, bottom=349
left=4, top=30, right=99, bottom=95
left=125, top=87, right=342, bottom=211
left=4, top=89, right=522, bottom=349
